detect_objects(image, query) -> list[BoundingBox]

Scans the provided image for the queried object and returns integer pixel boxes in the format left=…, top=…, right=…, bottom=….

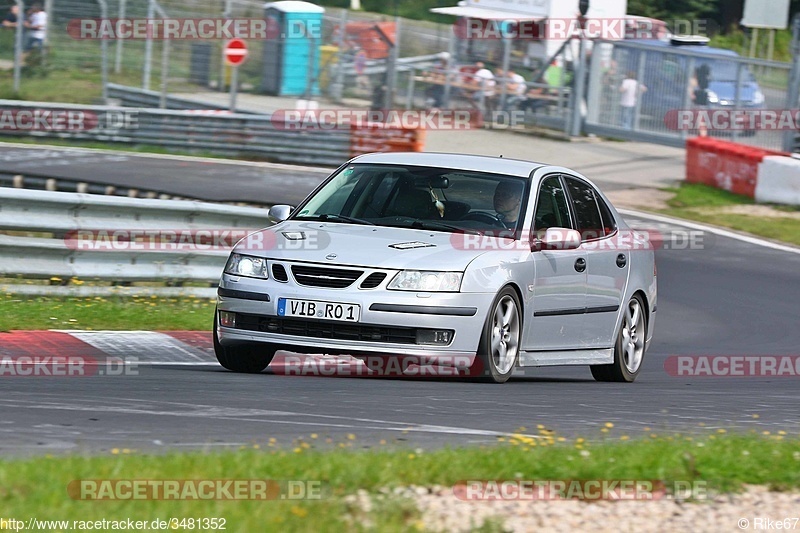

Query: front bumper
left=216, top=271, right=494, bottom=359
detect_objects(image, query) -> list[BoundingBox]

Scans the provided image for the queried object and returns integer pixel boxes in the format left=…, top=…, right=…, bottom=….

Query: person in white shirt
left=472, top=61, right=496, bottom=117
left=619, top=71, right=646, bottom=130
left=25, top=3, right=46, bottom=51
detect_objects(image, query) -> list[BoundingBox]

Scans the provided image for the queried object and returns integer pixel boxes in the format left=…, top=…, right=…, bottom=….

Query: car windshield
left=292, top=164, right=529, bottom=235
left=696, top=58, right=756, bottom=82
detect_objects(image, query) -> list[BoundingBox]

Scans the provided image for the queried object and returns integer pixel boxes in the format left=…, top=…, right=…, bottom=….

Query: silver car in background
left=214, top=153, right=656, bottom=383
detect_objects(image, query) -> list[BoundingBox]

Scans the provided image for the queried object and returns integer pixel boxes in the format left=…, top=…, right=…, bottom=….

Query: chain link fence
left=586, top=39, right=794, bottom=151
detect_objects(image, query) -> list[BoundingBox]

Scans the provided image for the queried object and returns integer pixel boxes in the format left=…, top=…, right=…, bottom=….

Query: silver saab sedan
left=214, top=153, right=656, bottom=383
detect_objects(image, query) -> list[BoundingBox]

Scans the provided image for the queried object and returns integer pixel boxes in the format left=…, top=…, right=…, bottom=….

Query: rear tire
left=213, top=311, right=276, bottom=373
left=591, top=294, right=647, bottom=383
left=470, top=287, right=522, bottom=383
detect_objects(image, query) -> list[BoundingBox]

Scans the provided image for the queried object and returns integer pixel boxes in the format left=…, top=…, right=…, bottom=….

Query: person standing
left=2, top=4, right=19, bottom=29
left=619, top=71, right=646, bottom=130
left=24, top=3, right=46, bottom=51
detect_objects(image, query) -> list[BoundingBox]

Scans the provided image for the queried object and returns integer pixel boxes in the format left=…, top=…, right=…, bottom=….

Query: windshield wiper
left=298, top=214, right=375, bottom=225
left=410, top=219, right=482, bottom=235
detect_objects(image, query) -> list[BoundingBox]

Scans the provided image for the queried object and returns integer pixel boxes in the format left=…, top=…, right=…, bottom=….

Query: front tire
left=591, top=294, right=647, bottom=382
left=471, top=287, right=522, bottom=383
left=213, top=312, right=276, bottom=373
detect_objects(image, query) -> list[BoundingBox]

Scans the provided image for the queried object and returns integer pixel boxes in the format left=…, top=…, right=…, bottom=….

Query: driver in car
left=493, top=181, right=524, bottom=230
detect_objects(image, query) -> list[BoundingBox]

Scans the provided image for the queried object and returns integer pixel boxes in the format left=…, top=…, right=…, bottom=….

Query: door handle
left=616, top=254, right=627, bottom=268
left=574, top=258, right=586, bottom=272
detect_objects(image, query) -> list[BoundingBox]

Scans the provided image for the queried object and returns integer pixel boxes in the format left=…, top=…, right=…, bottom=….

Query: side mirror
left=268, top=205, right=293, bottom=224
left=532, top=227, right=582, bottom=251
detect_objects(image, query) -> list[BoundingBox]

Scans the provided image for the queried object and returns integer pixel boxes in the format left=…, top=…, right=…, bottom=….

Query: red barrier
left=350, top=125, right=426, bottom=156
left=686, top=137, right=788, bottom=197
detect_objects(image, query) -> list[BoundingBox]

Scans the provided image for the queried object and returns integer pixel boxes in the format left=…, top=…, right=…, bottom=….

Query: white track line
left=618, top=208, right=800, bottom=255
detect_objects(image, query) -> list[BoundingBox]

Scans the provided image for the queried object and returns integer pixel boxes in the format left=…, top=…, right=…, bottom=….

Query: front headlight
left=387, top=271, right=463, bottom=292
left=706, top=90, right=719, bottom=104
left=753, top=90, right=765, bottom=105
left=224, top=253, right=268, bottom=279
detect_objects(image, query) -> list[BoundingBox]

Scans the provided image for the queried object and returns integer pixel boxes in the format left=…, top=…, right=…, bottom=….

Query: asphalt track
left=0, top=141, right=796, bottom=454
left=2, top=210, right=799, bottom=455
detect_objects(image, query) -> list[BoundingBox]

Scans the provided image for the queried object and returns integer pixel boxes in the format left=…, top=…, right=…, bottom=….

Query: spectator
left=24, top=3, right=46, bottom=51
left=503, top=69, right=527, bottom=111
left=424, top=58, right=447, bottom=109
left=619, top=71, right=646, bottom=130
left=472, top=61, right=496, bottom=118
left=2, top=4, right=19, bottom=29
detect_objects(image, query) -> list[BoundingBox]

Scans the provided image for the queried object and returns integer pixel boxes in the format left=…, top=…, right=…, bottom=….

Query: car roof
left=626, top=39, right=740, bottom=58
left=349, top=152, right=546, bottom=178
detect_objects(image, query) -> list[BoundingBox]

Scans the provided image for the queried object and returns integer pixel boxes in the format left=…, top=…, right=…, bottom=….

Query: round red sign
left=224, top=39, right=248, bottom=66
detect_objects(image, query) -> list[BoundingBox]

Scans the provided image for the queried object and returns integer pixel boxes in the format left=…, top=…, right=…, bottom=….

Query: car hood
left=708, top=80, right=760, bottom=103
left=235, top=221, right=494, bottom=271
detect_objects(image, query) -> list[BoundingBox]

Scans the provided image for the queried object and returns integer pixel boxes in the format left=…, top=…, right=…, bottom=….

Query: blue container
left=261, top=1, right=324, bottom=96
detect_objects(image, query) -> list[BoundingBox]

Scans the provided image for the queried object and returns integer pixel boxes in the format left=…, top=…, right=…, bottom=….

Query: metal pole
left=160, top=39, right=169, bottom=108
left=13, top=0, right=23, bottom=94
left=230, top=66, right=239, bottom=111
left=680, top=57, right=695, bottom=142
left=97, top=0, right=109, bottom=102
left=304, top=34, right=317, bottom=99
left=749, top=27, right=759, bottom=59
left=632, top=47, right=646, bottom=133
left=384, top=16, right=400, bottom=110
left=143, top=0, right=154, bottom=90
left=220, top=0, right=231, bottom=91
left=443, top=28, right=455, bottom=109
left=406, top=67, right=415, bottom=110
left=782, top=15, right=800, bottom=152
left=570, top=36, right=587, bottom=137
left=115, top=0, right=126, bottom=74
left=732, top=62, right=744, bottom=143
left=330, top=8, right=347, bottom=103
left=499, top=22, right=511, bottom=113
left=43, top=0, right=52, bottom=62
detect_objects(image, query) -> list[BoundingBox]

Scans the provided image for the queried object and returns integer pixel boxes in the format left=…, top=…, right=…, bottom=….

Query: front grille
left=272, top=263, right=288, bottom=282
left=360, top=272, right=387, bottom=289
left=234, top=314, right=420, bottom=344
left=291, top=265, right=363, bottom=288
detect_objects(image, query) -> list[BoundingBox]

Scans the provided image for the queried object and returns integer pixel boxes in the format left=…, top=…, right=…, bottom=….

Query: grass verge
left=0, top=433, right=797, bottom=529
left=659, top=183, right=800, bottom=247
left=0, top=294, right=215, bottom=331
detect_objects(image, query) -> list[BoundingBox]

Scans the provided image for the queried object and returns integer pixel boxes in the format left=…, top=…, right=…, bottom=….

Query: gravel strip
left=347, top=485, right=800, bottom=532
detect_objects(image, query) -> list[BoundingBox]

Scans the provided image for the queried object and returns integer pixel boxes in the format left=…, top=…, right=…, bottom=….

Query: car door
left=524, top=175, right=588, bottom=352
left=564, top=176, right=628, bottom=348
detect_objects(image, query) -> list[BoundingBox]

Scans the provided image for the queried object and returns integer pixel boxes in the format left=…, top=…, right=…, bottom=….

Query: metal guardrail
left=106, top=84, right=254, bottom=112
left=0, top=188, right=271, bottom=295
left=0, top=100, right=352, bottom=167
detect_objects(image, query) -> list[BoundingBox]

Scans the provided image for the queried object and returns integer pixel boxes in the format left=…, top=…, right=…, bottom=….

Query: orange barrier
left=686, top=137, right=788, bottom=198
left=350, top=125, right=426, bottom=157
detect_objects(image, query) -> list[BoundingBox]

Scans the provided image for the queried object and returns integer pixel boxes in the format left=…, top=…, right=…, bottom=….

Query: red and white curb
left=0, top=330, right=216, bottom=365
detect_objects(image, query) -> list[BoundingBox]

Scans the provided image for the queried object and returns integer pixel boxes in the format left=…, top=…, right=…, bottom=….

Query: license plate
left=277, top=298, right=360, bottom=322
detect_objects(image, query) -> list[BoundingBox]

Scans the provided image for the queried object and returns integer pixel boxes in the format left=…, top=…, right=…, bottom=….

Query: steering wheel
left=460, top=211, right=507, bottom=228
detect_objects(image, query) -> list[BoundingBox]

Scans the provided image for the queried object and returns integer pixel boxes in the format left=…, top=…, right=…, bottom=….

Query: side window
left=565, top=177, right=604, bottom=241
left=596, top=194, right=617, bottom=236
left=533, top=176, right=572, bottom=231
